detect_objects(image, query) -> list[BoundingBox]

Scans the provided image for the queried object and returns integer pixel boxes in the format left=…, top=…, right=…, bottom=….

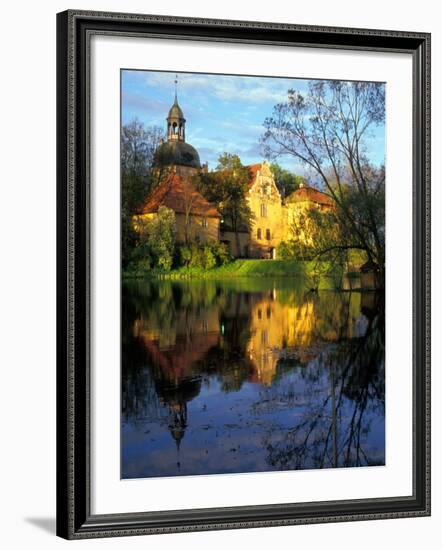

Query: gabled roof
left=285, top=185, right=334, bottom=207
left=138, top=173, right=221, bottom=218
left=246, top=163, right=264, bottom=188
left=246, top=162, right=280, bottom=191
left=247, top=163, right=262, bottom=179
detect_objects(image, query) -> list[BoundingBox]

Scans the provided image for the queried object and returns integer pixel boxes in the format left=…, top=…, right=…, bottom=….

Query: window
left=202, top=217, right=208, bottom=228
left=257, top=228, right=262, bottom=240
left=266, top=229, right=271, bottom=240
left=260, top=203, right=267, bottom=217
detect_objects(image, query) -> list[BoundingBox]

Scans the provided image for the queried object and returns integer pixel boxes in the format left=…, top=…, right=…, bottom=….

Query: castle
left=134, top=91, right=334, bottom=259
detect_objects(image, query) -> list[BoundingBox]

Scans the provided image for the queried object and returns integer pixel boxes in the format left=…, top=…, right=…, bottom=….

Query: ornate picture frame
left=56, top=10, right=430, bottom=539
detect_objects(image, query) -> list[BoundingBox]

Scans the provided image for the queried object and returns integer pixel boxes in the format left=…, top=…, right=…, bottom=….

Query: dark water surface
left=121, top=278, right=385, bottom=478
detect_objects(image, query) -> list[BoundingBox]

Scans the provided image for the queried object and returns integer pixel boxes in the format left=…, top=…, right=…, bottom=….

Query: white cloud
left=141, top=71, right=292, bottom=105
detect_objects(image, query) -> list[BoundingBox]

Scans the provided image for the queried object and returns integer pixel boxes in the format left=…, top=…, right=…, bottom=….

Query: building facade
left=136, top=93, right=334, bottom=257
left=221, top=161, right=334, bottom=258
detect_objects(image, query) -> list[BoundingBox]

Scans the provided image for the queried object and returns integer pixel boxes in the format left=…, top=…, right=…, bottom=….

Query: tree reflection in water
left=121, top=279, right=385, bottom=478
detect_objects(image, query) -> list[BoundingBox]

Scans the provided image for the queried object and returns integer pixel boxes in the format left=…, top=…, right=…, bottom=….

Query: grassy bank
left=123, top=259, right=345, bottom=289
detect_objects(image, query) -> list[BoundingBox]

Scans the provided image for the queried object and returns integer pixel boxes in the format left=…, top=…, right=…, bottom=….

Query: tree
left=269, top=162, right=304, bottom=198
left=121, top=119, right=164, bottom=175
left=193, top=153, right=254, bottom=255
left=286, top=207, right=340, bottom=257
left=261, top=81, right=385, bottom=281
left=137, top=206, right=176, bottom=272
left=278, top=205, right=345, bottom=289
left=121, top=119, right=165, bottom=267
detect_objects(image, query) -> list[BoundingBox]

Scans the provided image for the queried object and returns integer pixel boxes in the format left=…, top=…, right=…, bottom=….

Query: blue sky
left=121, top=70, right=385, bottom=176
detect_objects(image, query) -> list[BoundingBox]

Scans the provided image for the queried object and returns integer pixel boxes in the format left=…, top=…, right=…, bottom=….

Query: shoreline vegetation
left=123, top=258, right=363, bottom=291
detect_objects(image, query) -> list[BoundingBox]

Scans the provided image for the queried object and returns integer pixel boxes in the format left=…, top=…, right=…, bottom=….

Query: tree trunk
left=235, top=230, right=241, bottom=258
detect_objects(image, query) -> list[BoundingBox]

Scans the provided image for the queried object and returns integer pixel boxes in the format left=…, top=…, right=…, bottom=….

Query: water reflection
left=122, top=279, right=385, bottom=478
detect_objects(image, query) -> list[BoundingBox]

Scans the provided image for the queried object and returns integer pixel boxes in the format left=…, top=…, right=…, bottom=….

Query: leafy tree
left=278, top=207, right=345, bottom=290
left=261, top=81, right=385, bottom=281
left=148, top=207, right=177, bottom=271
left=269, top=162, right=304, bottom=197
left=133, top=206, right=176, bottom=272
left=281, top=206, right=340, bottom=259
left=193, top=153, right=254, bottom=255
left=209, top=240, right=231, bottom=266
left=121, top=119, right=165, bottom=267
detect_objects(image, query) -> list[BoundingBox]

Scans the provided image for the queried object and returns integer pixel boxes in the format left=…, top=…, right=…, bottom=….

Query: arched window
left=266, top=229, right=271, bottom=240
left=260, top=203, right=267, bottom=217
left=257, top=228, right=262, bottom=240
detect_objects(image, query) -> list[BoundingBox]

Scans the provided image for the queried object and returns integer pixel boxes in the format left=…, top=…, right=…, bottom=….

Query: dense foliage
left=269, top=162, right=305, bottom=198
left=121, top=119, right=165, bottom=267
left=193, top=153, right=254, bottom=232
left=126, top=206, right=177, bottom=274
left=178, top=240, right=231, bottom=270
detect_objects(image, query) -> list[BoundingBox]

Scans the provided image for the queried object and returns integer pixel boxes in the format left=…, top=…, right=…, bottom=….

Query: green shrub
left=210, top=241, right=231, bottom=265
left=175, top=240, right=232, bottom=270
left=203, top=246, right=216, bottom=269
left=178, top=245, right=192, bottom=267
left=277, top=241, right=292, bottom=260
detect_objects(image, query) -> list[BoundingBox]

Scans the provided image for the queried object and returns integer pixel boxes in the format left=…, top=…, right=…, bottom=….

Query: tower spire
left=167, top=75, right=186, bottom=143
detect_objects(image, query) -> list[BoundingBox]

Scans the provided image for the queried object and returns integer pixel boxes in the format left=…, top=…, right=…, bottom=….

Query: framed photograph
left=56, top=10, right=431, bottom=539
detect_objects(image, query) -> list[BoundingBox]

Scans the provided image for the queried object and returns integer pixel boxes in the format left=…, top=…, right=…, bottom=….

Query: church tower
left=152, top=76, right=202, bottom=177
left=167, top=79, right=186, bottom=142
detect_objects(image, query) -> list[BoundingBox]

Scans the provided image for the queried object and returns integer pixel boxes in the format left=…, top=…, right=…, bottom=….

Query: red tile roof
left=286, top=185, right=334, bottom=207
left=247, top=163, right=262, bottom=177
left=246, top=163, right=262, bottom=187
left=138, top=173, right=221, bottom=218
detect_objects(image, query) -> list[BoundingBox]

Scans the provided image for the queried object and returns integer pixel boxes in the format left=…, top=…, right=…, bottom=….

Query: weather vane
left=174, top=74, right=178, bottom=101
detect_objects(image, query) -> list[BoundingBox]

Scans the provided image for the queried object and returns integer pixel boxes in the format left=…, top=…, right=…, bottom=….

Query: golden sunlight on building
left=132, top=88, right=335, bottom=258
left=221, top=161, right=335, bottom=258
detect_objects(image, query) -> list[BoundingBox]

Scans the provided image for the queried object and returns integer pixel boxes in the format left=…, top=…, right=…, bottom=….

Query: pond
left=121, top=278, right=385, bottom=479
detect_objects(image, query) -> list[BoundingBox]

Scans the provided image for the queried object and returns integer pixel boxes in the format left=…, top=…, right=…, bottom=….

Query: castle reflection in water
left=122, top=279, right=385, bottom=478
